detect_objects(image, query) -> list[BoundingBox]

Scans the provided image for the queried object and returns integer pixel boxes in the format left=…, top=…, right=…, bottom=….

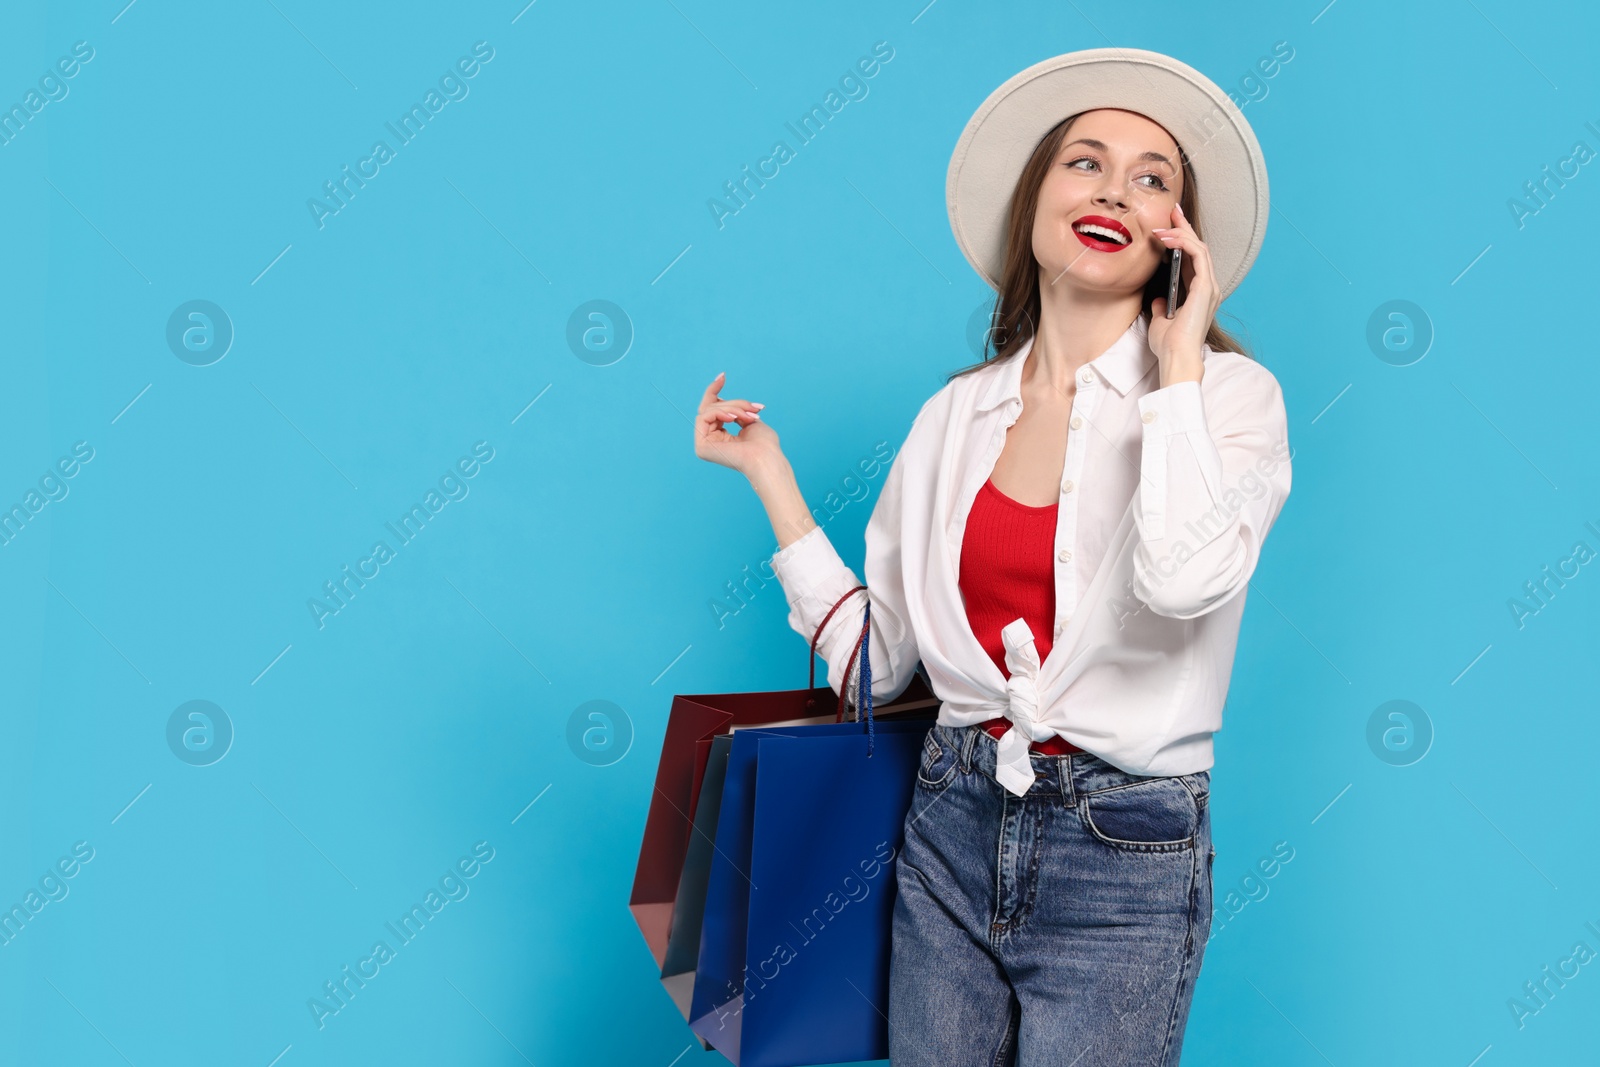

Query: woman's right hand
left=694, top=372, right=785, bottom=479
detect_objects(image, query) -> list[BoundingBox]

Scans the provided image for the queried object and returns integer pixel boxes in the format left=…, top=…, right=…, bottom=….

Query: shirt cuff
left=771, top=524, right=826, bottom=570
left=1136, top=379, right=1207, bottom=435
left=770, top=524, right=864, bottom=648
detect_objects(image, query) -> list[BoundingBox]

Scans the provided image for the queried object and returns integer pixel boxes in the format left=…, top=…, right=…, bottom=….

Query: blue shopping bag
left=689, top=604, right=936, bottom=1067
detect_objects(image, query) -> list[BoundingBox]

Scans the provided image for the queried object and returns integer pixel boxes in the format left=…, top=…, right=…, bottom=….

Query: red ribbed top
left=960, top=477, right=1057, bottom=675
left=960, top=477, right=1082, bottom=756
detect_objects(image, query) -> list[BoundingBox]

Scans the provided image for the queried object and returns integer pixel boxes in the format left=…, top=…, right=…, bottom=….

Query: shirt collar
left=975, top=313, right=1157, bottom=412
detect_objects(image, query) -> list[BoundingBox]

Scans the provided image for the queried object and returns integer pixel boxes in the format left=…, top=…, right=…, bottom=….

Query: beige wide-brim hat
left=947, top=47, right=1269, bottom=300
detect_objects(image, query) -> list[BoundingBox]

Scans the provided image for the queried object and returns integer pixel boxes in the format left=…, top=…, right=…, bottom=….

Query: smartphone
left=1165, top=248, right=1182, bottom=318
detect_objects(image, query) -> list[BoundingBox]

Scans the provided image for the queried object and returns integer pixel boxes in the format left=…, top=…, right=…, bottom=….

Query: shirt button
left=1142, top=410, right=1158, bottom=424
left=1070, top=415, right=1083, bottom=430
left=1058, top=548, right=1072, bottom=562
left=1061, top=480, right=1075, bottom=494
left=1080, top=371, right=1094, bottom=386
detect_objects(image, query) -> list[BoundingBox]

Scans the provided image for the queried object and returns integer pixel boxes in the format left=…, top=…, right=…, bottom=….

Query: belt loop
left=1059, top=753, right=1078, bottom=807
left=959, top=723, right=978, bottom=773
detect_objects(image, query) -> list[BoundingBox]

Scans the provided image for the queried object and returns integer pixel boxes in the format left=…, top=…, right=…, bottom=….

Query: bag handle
left=807, top=585, right=864, bottom=695
left=855, top=601, right=876, bottom=756
left=805, top=585, right=878, bottom=756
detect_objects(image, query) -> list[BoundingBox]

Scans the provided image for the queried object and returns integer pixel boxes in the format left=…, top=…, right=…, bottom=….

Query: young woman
left=692, top=49, right=1290, bottom=1066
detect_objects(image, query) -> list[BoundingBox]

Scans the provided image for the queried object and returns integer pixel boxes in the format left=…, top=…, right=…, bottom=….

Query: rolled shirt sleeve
left=1130, top=360, right=1292, bottom=619
left=769, top=443, right=921, bottom=704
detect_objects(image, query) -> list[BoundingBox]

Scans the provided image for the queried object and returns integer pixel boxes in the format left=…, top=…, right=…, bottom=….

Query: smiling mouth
left=1071, top=215, right=1132, bottom=252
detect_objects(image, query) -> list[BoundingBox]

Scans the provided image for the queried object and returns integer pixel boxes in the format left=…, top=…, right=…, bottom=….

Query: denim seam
left=1178, top=771, right=1210, bottom=811
left=1012, top=803, right=1044, bottom=934
left=990, top=997, right=1019, bottom=1067
left=917, top=731, right=958, bottom=790
left=1156, top=830, right=1202, bottom=1065
left=1083, top=775, right=1199, bottom=798
left=988, top=791, right=1009, bottom=947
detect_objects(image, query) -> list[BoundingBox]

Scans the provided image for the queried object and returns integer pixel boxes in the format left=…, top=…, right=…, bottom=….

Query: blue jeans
left=889, top=723, right=1214, bottom=1066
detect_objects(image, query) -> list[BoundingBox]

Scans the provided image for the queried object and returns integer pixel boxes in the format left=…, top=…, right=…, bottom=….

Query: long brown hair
left=950, top=111, right=1253, bottom=382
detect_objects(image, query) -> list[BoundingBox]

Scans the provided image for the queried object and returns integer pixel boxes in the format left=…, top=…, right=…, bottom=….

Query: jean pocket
left=1079, top=775, right=1199, bottom=853
left=915, top=729, right=959, bottom=792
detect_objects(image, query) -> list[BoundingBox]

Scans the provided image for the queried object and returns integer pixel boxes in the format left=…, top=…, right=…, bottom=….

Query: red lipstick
left=1071, top=215, right=1132, bottom=253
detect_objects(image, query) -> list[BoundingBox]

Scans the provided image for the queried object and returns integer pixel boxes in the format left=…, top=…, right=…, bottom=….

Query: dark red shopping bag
left=630, top=586, right=935, bottom=1018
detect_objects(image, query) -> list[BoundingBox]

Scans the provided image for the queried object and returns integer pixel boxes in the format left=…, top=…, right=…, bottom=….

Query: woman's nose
left=1093, top=185, right=1128, bottom=212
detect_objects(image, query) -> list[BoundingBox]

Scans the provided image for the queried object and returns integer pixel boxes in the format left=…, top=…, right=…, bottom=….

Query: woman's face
left=1031, top=108, right=1183, bottom=298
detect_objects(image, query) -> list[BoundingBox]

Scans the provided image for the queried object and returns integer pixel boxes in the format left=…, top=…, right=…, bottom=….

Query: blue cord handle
left=855, top=602, right=875, bottom=757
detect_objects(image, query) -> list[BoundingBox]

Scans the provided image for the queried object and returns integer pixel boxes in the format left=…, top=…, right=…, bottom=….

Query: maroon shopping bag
left=630, top=585, right=935, bottom=1018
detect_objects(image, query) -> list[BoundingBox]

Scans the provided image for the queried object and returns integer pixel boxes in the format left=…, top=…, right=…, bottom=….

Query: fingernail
left=1175, top=203, right=1185, bottom=215
left=747, top=412, right=761, bottom=420
left=752, top=402, right=765, bottom=409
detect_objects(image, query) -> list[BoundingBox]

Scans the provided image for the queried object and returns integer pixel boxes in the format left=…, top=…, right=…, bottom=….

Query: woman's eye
left=1068, top=157, right=1171, bottom=192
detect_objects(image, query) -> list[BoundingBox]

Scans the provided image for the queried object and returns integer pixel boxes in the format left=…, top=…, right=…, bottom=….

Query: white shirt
left=769, top=312, right=1292, bottom=795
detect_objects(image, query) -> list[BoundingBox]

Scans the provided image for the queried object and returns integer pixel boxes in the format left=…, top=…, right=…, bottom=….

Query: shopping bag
left=656, top=733, right=735, bottom=1022
left=665, top=722, right=932, bottom=1035
left=631, top=586, right=935, bottom=991
left=688, top=601, right=936, bottom=1067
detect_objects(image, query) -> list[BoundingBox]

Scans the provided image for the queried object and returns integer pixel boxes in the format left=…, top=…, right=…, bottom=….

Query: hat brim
left=947, top=47, right=1269, bottom=301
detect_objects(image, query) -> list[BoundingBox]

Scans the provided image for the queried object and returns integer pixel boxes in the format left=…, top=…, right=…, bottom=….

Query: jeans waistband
left=935, top=722, right=1202, bottom=801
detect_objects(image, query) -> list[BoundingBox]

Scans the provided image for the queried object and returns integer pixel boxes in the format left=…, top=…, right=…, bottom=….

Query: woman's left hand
left=1147, top=202, right=1219, bottom=386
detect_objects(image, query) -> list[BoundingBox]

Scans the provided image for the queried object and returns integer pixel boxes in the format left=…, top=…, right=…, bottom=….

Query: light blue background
left=1, top=0, right=1596, bottom=1064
